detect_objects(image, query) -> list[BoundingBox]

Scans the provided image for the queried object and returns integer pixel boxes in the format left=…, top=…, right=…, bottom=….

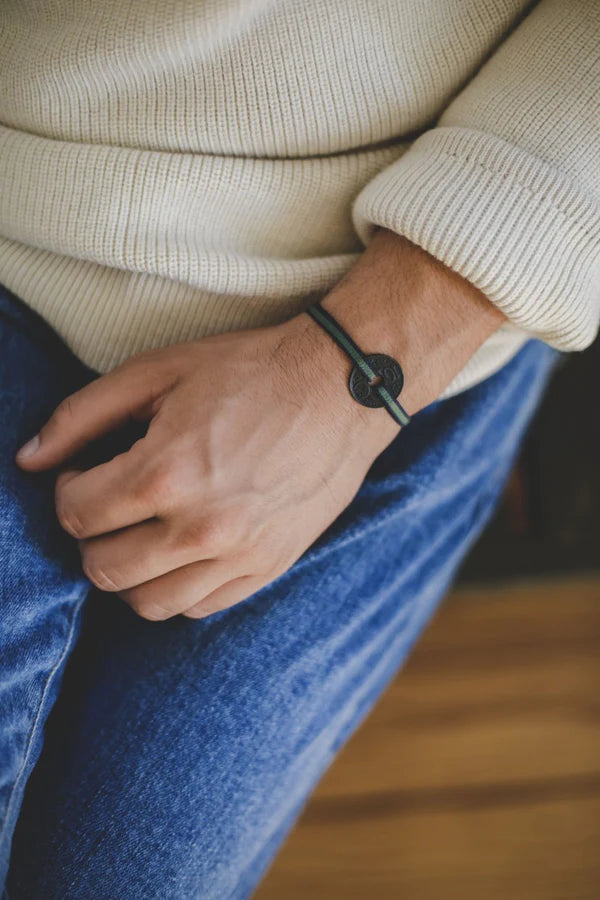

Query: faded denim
left=0, top=284, right=559, bottom=898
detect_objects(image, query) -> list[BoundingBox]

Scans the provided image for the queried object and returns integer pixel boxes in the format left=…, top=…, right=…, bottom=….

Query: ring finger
left=118, top=557, right=244, bottom=620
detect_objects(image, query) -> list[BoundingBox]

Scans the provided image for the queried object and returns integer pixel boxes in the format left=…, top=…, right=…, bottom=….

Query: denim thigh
left=0, top=286, right=101, bottom=887
left=3, top=303, right=560, bottom=899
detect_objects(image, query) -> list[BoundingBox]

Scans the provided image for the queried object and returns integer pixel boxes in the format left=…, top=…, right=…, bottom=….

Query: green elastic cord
left=305, top=300, right=411, bottom=428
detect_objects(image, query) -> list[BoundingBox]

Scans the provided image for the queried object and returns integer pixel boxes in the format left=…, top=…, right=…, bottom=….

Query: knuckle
left=137, top=460, right=182, bottom=507
left=55, top=496, right=86, bottom=539
left=129, top=596, right=171, bottom=622
left=117, top=351, right=178, bottom=396
left=181, top=512, right=235, bottom=555
left=80, top=551, right=120, bottom=592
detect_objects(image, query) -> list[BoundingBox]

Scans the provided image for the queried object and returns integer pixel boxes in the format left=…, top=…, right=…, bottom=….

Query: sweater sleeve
left=352, top=0, right=600, bottom=351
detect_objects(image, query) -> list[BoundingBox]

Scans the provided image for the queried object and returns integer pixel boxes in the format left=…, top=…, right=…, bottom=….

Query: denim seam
left=0, top=589, right=87, bottom=860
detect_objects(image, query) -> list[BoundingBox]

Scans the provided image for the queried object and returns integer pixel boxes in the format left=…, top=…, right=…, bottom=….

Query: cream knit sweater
left=0, top=0, right=598, bottom=397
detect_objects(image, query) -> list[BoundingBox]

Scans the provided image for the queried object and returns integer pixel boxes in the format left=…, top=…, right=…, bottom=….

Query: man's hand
left=15, top=230, right=505, bottom=621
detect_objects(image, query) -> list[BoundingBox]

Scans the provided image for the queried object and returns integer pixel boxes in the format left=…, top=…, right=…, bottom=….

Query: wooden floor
left=256, top=576, right=600, bottom=900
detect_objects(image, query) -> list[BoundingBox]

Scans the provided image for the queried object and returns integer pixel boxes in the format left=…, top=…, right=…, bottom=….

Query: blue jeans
left=0, top=283, right=558, bottom=898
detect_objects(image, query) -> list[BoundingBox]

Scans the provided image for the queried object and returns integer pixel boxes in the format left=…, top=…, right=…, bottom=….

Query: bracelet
left=304, top=298, right=411, bottom=428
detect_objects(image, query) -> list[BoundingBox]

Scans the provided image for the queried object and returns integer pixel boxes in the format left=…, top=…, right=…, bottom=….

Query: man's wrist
left=320, top=228, right=506, bottom=417
left=276, top=227, right=506, bottom=461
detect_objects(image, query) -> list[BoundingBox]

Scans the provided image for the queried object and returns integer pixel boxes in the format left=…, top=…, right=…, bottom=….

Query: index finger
left=15, top=355, right=174, bottom=470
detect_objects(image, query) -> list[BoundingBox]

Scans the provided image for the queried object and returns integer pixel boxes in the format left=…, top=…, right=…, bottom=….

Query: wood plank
left=256, top=576, right=600, bottom=899
left=258, top=798, right=600, bottom=900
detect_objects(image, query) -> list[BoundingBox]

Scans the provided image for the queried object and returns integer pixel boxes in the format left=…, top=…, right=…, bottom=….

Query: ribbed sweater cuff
left=352, top=127, right=600, bottom=351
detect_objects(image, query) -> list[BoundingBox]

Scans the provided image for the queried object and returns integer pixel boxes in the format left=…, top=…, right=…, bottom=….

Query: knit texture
left=0, top=0, right=598, bottom=397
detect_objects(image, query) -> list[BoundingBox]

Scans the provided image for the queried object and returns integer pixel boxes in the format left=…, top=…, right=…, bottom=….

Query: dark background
left=461, top=337, right=600, bottom=581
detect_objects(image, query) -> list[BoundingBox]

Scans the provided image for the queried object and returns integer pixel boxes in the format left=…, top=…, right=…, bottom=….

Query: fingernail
left=16, top=434, right=40, bottom=460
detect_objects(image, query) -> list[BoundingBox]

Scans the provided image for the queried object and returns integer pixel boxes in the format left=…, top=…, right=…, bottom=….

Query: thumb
left=15, top=355, right=175, bottom=470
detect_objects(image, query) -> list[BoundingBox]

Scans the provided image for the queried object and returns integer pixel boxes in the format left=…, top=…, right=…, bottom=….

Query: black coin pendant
left=348, top=353, right=404, bottom=408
